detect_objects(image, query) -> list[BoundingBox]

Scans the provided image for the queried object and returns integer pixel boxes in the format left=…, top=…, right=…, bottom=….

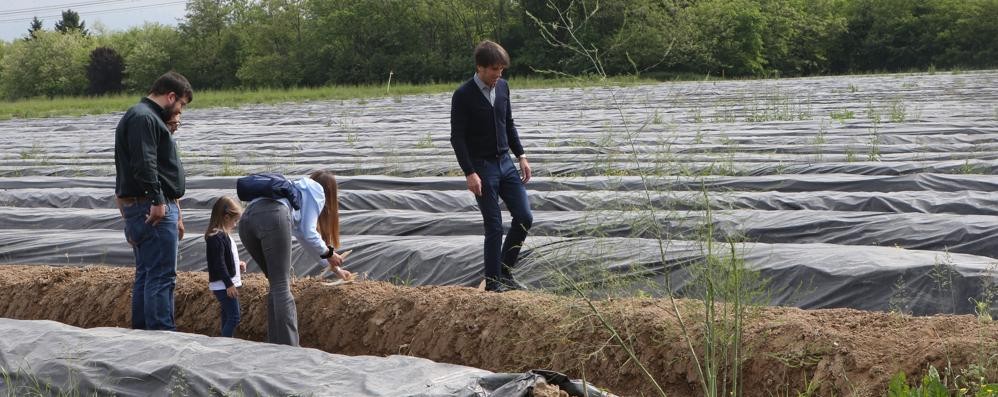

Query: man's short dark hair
left=474, top=40, right=510, bottom=68
left=148, top=71, right=193, bottom=103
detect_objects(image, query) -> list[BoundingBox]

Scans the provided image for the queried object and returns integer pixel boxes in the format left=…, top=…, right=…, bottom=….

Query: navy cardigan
left=205, top=231, right=236, bottom=288
left=450, top=78, right=525, bottom=176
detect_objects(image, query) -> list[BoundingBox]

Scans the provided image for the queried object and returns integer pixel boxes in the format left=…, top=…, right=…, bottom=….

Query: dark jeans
left=474, top=155, right=533, bottom=284
left=122, top=200, right=179, bottom=331
left=238, top=199, right=299, bottom=346
left=212, top=289, right=241, bottom=337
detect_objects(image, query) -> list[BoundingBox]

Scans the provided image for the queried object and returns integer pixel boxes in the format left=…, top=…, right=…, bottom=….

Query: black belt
left=116, top=196, right=151, bottom=205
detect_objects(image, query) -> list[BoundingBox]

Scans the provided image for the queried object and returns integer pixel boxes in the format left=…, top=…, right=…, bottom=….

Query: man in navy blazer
left=450, top=40, right=533, bottom=293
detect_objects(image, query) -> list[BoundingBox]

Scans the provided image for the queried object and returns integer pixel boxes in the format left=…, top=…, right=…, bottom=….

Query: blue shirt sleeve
left=291, top=178, right=330, bottom=263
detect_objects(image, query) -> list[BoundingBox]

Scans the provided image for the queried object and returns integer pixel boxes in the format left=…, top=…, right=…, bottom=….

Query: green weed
left=19, top=141, right=45, bottom=160
left=889, top=98, right=908, bottom=123
left=414, top=132, right=435, bottom=149
left=218, top=146, right=246, bottom=176
left=845, top=147, right=857, bottom=163
left=888, top=275, right=912, bottom=315
left=830, top=109, right=854, bottom=121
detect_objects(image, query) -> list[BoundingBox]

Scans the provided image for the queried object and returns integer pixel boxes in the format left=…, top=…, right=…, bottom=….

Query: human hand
left=466, top=173, right=482, bottom=196
left=176, top=201, right=184, bottom=239
left=239, top=261, right=247, bottom=272
left=226, top=285, right=238, bottom=299
left=326, top=252, right=344, bottom=268
left=518, top=157, right=532, bottom=184
left=333, top=267, right=354, bottom=281
left=146, top=204, right=166, bottom=225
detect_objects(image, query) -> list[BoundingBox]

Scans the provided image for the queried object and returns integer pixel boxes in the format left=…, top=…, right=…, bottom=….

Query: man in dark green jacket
left=114, top=71, right=192, bottom=331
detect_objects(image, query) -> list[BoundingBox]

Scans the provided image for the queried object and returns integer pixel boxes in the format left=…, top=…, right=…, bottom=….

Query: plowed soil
left=2, top=264, right=996, bottom=396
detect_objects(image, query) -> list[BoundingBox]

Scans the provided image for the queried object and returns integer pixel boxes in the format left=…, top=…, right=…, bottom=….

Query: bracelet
left=319, top=245, right=334, bottom=259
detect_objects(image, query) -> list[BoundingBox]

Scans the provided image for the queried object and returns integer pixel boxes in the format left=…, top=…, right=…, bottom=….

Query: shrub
left=0, top=30, right=92, bottom=99
left=86, top=47, right=125, bottom=95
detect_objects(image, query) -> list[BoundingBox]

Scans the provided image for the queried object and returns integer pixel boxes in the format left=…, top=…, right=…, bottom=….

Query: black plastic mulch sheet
left=5, top=207, right=998, bottom=259
left=0, top=318, right=608, bottom=397
left=0, top=228, right=993, bottom=314
left=3, top=173, right=998, bottom=315
left=2, top=71, right=998, bottom=316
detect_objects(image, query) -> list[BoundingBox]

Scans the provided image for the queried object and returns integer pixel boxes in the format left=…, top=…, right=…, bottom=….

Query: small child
left=205, top=196, right=246, bottom=337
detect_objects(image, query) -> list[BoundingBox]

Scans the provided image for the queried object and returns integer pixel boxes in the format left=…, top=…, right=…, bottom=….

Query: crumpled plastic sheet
left=0, top=318, right=608, bottom=397
left=3, top=71, right=998, bottom=318
left=0, top=227, right=993, bottom=314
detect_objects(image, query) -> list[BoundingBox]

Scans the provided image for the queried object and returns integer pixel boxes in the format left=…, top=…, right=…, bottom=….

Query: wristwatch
left=320, top=245, right=335, bottom=259
left=517, top=154, right=527, bottom=160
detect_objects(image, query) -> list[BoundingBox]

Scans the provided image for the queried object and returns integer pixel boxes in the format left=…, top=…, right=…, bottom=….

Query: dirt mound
left=1, top=265, right=995, bottom=396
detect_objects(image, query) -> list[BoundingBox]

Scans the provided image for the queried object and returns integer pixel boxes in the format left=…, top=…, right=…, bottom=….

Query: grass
left=0, top=75, right=655, bottom=121
left=522, top=5, right=767, bottom=395
left=414, top=132, right=435, bottom=149
left=217, top=146, right=246, bottom=177
left=868, top=123, right=882, bottom=161
left=18, top=141, right=46, bottom=160
left=889, top=97, right=908, bottom=123
left=830, top=109, right=855, bottom=121
left=885, top=262, right=998, bottom=396
left=1, top=362, right=113, bottom=397
left=744, top=89, right=813, bottom=122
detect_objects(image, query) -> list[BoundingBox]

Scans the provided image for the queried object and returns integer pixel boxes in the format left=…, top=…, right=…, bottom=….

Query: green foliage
left=28, top=17, right=43, bottom=40
left=756, top=0, right=848, bottom=76
left=829, top=0, right=998, bottom=73
left=86, top=47, right=124, bottom=95
left=1, top=0, right=997, bottom=93
left=234, top=0, right=308, bottom=87
left=523, top=0, right=641, bottom=76
left=0, top=30, right=92, bottom=99
left=177, top=0, right=242, bottom=89
left=830, top=109, right=855, bottom=121
left=889, top=365, right=998, bottom=397
left=306, top=0, right=502, bottom=84
left=889, top=366, right=949, bottom=397
left=103, top=23, right=181, bottom=91
left=55, top=9, right=88, bottom=36
left=679, top=0, right=767, bottom=76
left=0, top=75, right=640, bottom=120
left=607, top=2, right=690, bottom=75
left=218, top=146, right=245, bottom=176
left=889, top=370, right=911, bottom=396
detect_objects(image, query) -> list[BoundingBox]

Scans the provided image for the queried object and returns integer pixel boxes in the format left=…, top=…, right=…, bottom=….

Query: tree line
left=0, top=0, right=995, bottom=100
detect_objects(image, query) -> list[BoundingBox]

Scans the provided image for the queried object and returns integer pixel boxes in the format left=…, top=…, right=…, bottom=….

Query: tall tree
left=86, top=47, right=125, bottom=95
left=177, top=0, right=240, bottom=89
left=105, top=23, right=182, bottom=91
left=234, top=0, right=309, bottom=87
left=27, top=17, right=43, bottom=40
left=55, top=9, right=88, bottom=36
left=0, top=30, right=92, bottom=99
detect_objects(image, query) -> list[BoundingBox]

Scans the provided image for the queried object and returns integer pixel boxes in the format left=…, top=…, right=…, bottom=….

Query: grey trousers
left=238, top=199, right=299, bottom=346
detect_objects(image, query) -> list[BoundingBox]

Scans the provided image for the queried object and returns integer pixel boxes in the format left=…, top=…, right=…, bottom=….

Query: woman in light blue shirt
left=238, top=170, right=351, bottom=346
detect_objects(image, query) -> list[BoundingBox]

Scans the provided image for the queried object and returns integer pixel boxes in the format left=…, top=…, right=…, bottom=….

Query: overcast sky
left=1, top=0, right=187, bottom=42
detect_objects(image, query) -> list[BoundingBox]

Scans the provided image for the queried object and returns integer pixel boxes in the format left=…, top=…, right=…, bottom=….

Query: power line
left=0, top=1, right=186, bottom=24
left=0, top=0, right=135, bottom=16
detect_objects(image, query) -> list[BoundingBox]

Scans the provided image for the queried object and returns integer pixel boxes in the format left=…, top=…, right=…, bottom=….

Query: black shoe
left=501, top=277, right=527, bottom=291
left=485, top=280, right=514, bottom=293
